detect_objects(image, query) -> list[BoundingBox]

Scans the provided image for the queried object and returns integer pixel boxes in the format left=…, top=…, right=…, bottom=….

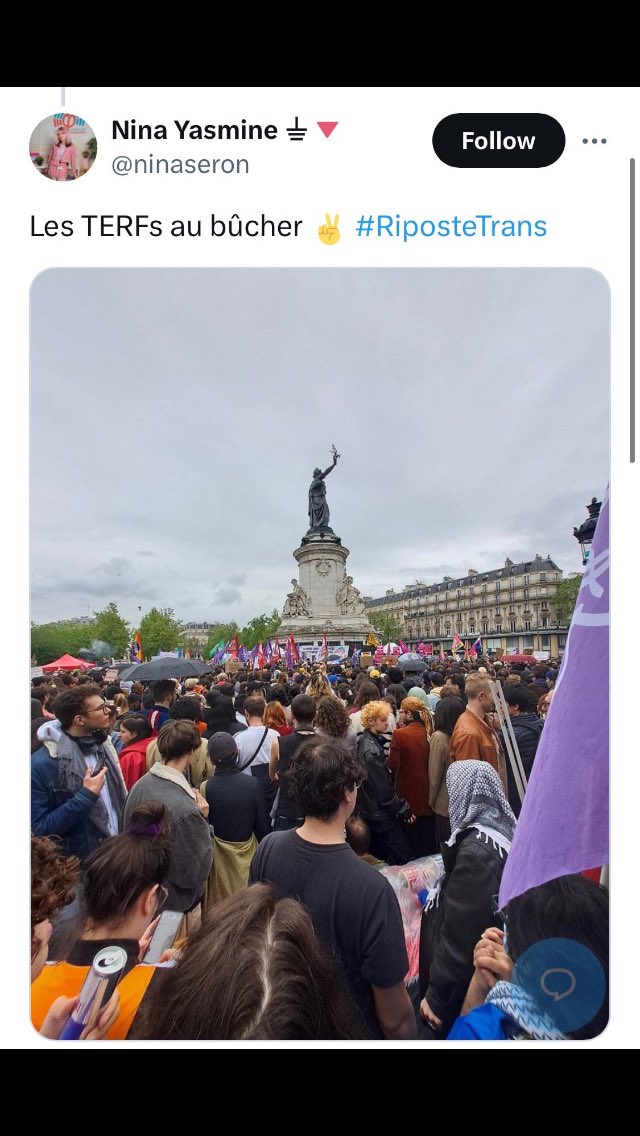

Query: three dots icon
left=583, top=137, right=607, bottom=144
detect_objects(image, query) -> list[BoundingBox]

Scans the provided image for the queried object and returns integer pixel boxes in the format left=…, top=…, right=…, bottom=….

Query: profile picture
left=29, top=113, right=97, bottom=181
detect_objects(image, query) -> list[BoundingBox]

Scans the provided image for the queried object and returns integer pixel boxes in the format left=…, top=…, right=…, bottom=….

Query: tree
left=138, top=607, right=184, bottom=659
left=240, top=610, right=281, bottom=650
left=204, top=622, right=240, bottom=657
left=31, top=620, right=96, bottom=665
left=373, top=613, right=405, bottom=643
left=93, top=602, right=130, bottom=659
left=553, top=575, right=582, bottom=626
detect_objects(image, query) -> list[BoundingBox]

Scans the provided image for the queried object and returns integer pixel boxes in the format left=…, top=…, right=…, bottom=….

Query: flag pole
left=490, top=680, right=528, bottom=805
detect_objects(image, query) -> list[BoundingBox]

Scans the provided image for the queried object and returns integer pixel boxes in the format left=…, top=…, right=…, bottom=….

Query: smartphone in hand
left=144, top=910, right=183, bottom=964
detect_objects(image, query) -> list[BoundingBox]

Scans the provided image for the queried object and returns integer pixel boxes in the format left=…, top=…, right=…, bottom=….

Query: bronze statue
left=308, top=445, right=340, bottom=532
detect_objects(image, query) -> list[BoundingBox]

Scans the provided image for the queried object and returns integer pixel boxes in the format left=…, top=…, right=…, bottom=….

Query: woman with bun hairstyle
left=31, top=801, right=172, bottom=1040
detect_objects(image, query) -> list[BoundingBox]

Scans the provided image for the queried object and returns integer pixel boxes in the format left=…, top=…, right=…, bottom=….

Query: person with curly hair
left=356, top=700, right=414, bottom=866
left=314, top=695, right=357, bottom=756
left=250, top=737, right=416, bottom=1040
left=31, top=836, right=79, bottom=982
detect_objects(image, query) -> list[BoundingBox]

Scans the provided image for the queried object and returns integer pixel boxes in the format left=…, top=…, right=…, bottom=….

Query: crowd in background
left=30, top=653, right=608, bottom=1042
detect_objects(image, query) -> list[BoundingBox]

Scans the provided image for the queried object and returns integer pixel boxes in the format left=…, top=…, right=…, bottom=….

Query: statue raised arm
left=308, top=446, right=340, bottom=532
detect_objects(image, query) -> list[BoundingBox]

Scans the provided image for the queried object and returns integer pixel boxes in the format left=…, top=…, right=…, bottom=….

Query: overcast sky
left=31, top=269, right=609, bottom=628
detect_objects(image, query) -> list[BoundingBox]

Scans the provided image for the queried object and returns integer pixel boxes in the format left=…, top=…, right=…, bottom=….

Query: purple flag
left=500, top=491, right=609, bottom=906
left=237, top=645, right=249, bottom=663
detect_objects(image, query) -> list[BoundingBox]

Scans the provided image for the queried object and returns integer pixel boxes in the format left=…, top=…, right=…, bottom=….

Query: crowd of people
left=30, top=653, right=608, bottom=1042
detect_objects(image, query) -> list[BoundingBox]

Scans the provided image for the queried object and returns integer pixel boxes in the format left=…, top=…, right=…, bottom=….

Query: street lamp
left=573, top=497, right=602, bottom=566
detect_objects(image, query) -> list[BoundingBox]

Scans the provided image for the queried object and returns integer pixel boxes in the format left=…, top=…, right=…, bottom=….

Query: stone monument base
left=276, top=534, right=373, bottom=641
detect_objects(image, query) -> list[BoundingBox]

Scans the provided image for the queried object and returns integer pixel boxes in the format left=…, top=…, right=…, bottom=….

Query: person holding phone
left=31, top=802, right=173, bottom=1040
left=31, top=685, right=127, bottom=863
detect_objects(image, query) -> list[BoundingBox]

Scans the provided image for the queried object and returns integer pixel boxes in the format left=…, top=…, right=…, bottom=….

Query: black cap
left=207, top=731, right=238, bottom=765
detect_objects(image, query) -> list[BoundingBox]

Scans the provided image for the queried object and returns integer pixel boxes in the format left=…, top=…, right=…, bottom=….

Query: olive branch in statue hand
left=331, top=444, right=340, bottom=463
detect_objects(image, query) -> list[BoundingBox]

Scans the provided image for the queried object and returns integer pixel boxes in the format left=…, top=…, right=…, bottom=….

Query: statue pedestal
left=277, top=535, right=373, bottom=641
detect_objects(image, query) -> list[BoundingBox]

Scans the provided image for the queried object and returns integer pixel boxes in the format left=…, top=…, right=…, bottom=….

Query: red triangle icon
left=317, top=121, right=338, bottom=138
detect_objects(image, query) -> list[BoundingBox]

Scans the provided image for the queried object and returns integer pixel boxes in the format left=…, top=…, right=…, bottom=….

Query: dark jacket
left=204, top=765, right=270, bottom=842
left=356, top=730, right=411, bottom=832
left=419, top=827, right=507, bottom=1032
left=31, top=744, right=107, bottom=862
left=504, top=712, right=544, bottom=817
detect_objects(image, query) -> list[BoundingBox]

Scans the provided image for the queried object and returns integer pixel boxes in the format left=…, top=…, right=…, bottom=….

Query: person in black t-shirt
left=269, top=694, right=316, bottom=830
left=250, top=737, right=416, bottom=1040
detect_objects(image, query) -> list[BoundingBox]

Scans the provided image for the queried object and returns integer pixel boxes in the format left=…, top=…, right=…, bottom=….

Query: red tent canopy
left=42, top=654, right=93, bottom=673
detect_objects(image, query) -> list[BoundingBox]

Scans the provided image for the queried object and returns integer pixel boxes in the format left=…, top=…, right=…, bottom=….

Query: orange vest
left=31, top=961, right=156, bottom=1039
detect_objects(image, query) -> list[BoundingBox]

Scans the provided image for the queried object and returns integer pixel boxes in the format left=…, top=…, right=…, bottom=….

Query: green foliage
left=93, top=602, right=130, bottom=658
left=374, top=613, right=405, bottom=643
left=239, top=609, right=281, bottom=650
left=31, top=620, right=96, bottom=665
left=138, top=607, right=184, bottom=659
left=553, top=575, right=582, bottom=625
left=83, top=137, right=98, bottom=161
left=203, top=622, right=240, bottom=657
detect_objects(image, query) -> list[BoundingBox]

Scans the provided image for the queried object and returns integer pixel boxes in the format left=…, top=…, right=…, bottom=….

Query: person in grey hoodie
left=123, top=719, right=213, bottom=913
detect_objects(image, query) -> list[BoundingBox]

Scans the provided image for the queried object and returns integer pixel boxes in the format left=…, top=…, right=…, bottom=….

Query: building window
left=495, top=580, right=500, bottom=592
left=482, top=622, right=488, bottom=635
left=540, top=572, right=547, bottom=582
left=495, top=622, right=502, bottom=633
left=510, top=620, right=516, bottom=632
left=525, top=620, right=531, bottom=631
left=541, top=601, right=548, bottom=610
left=523, top=588, right=529, bottom=600
left=469, top=622, right=475, bottom=634
left=524, top=575, right=529, bottom=586
left=542, top=616, right=549, bottom=629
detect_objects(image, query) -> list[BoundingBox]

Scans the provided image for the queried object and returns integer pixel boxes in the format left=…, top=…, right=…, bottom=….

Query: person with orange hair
left=356, top=700, right=414, bottom=865
left=388, top=697, right=436, bottom=857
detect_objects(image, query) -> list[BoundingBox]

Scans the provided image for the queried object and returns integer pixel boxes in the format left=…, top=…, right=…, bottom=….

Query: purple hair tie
left=128, top=822, right=162, bottom=836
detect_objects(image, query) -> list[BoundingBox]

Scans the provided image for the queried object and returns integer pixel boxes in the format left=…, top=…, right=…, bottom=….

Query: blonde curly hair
left=359, top=700, right=392, bottom=730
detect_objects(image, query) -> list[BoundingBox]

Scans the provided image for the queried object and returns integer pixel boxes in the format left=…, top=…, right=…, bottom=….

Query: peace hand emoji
left=318, top=213, right=340, bottom=245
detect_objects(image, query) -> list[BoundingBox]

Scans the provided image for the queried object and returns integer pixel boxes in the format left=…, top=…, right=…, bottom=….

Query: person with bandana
left=418, top=761, right=516, bottom=1035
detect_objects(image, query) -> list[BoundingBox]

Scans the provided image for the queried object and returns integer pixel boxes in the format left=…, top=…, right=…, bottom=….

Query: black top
left=419, top=827, right=507, bottom=1031
left=204, top=766, right=270, bottom=842
left=276, top=728, right=316, bottom=819
left=505, top=713, right=544, bottom=817
left=249, top=829, right=408, bottom=1037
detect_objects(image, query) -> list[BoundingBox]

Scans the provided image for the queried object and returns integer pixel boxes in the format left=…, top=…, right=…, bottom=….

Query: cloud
left=213, top=586, right=242, bottom=606
left=31, top=269, right=608, bottom=627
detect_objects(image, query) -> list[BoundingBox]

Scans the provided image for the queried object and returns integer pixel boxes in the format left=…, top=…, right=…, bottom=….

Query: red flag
left=226, top=637, right=239, bottom=658
left=256, top=641, right=265, bottom=668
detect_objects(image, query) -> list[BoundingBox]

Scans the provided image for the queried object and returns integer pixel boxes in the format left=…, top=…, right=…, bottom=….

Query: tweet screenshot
left=7, top=86, right=635, bottom=1047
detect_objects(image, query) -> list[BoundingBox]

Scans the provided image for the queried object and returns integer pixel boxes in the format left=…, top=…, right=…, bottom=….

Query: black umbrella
left=119, top=657, right=211, bottom=682
left=396, top=653, right=428, bottom=673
